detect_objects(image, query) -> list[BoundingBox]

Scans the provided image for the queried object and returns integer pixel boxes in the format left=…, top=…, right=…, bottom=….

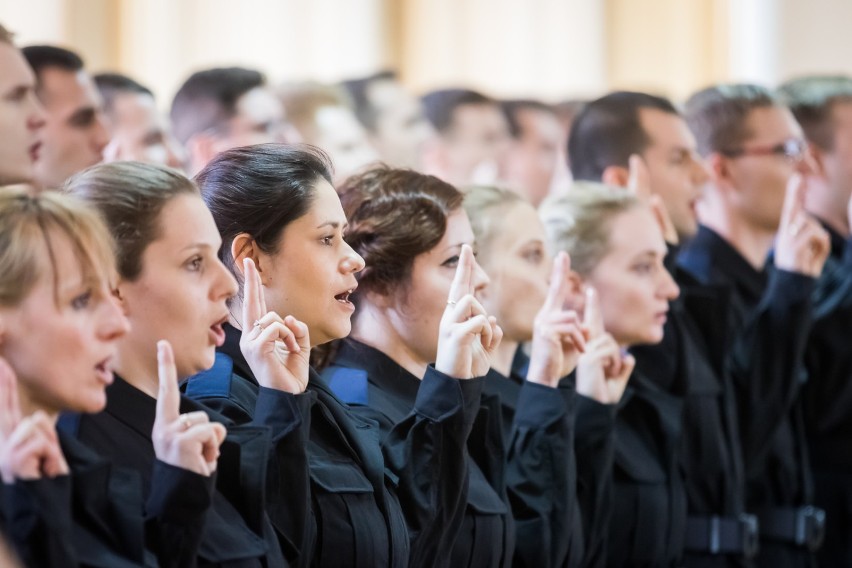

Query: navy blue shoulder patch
left=182, top=352, right=235, bottom=398
left=56, top=412, right=82, bottom=436
left=323, top=366, right=370, bottom=406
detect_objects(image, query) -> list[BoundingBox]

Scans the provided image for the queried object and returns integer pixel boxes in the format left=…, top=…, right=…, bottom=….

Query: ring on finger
left=447, top=300, right=457, bottom=306
left=253, top=319, right=262, bottom=328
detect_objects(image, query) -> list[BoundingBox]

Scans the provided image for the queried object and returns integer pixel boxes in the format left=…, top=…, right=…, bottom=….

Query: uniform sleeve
left=145, top=460, right=215, bottom=568
left=728, top=269, right=814, bottom=465
left=379, top=367, right=484, bottom=568
left=1, top=476, right=77, bottom=568
left=506, top=380, right=580, bottom=568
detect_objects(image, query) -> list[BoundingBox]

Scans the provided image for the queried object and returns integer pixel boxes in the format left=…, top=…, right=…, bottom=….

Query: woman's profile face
left=477, top=201, right=551, bottom=343
left=0, top=231, right=128, bottom=414
left=118, top=193, right=237, bottom=379
left=583, top=206, right=679, bottom=347
left=382, top=207, right=489, bottom=365
left=258, top=178, right=365, bottom=347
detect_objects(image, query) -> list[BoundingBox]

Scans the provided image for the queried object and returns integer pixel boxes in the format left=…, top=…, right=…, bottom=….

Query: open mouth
left=29, top=141, right=41, bottom=161
left=335, top=289, right=355, bottom=304
left=94, top=358, right=114, bottom=385
left=209, top=314, right=228, bottom=346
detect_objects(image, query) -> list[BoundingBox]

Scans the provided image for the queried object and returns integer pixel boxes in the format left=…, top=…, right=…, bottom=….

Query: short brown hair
left=63, top=162, right=198, bottom=281
left=0, top=187, right=115, bottom=308
left=462, top=185, right=524, bottom=267
left=777, top=76, right=852, bottom=151
left=0, top=23, right=14, bottom=45
left=684, top=84, right=780, bottom=157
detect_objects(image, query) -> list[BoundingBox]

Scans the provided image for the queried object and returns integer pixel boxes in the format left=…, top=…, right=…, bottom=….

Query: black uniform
left=184, top=324, right=480, bottom=568
left=631, top=246, right=754, bottom=567
left=483, top=350, right=617, bottom=568
left=679, top=225, right=821, bottom=567
left=803, top=230, right=852, bottom=566
left=60, top=375, right=286, bottom=567
left=605, top=370, right=687, bottom=567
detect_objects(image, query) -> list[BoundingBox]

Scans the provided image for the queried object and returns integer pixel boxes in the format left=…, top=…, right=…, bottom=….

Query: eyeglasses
left=720, top=138, right=808, bottom=163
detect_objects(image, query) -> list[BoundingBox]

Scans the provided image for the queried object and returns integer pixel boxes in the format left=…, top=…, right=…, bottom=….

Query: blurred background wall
left=3, top=0, right=852, bottom=106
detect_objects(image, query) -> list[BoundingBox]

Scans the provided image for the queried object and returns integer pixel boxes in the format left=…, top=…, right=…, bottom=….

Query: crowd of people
left=0, top=19, right=850, bottom=568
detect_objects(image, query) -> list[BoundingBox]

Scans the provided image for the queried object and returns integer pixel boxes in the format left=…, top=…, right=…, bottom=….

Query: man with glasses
left=681, top=84, right=830, bottom=567
left=778, top=76, right=852, bottom=567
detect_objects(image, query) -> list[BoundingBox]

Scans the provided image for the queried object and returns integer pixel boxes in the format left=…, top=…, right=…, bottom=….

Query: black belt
left=684, top=514, right=759, bottom=558
left=757, top=506, right=826, bottom=551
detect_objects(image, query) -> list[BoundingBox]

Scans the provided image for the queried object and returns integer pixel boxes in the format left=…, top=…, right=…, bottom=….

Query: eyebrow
left=442, top=242, right=472, bottom=253
left=316, top=221, right=349, bottom=230
left=179, top=242, right=215, bottom=253
left=68, top=106, right=97, bottom=125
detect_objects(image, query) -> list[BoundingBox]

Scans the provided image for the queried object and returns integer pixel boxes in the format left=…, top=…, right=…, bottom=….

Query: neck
left=805, top=176, right=850, bottom=237
left=491, top=338, right=519, bottom=377
left=350, top=303, right=429, bottom=379
left=17, top=387, right=59, bottom=423
left=114, top=336, right=160, bottom=399
left=699, top=192, right=774, bottom=270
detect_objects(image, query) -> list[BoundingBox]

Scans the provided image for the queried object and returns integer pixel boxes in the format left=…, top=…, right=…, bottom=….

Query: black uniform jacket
left=605, top=369, right=687, bottom=568
left=3, top=425, right=216, bottom=568
left=60, top=374, right=285, bottom=567
left=482, top=350, right=617, bottom=568
left=185, top=324, right=478, bottom=568
left=322, top=338, right=510, bottom=568
left=803, top=232, right=852, bottom=566
left=631, top=245, right=750, bottom=568
left=678, top=225, right=816, bottom=567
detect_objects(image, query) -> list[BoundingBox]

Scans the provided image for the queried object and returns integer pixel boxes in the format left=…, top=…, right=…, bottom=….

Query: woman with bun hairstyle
left=0, top=187, right=220, bottom=567
left=322, top=168, right=590, bottom=567
left=541, top=182, right=684, bottom=567
left=462, top=185, right=631, bottom=566
left=185, top=143, right=497, bottom=568
left=62, top=162, right=287, bottom=567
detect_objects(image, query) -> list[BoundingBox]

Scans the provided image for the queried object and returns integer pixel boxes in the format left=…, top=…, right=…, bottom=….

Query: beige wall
left=2, top=0, right=852, bottom=106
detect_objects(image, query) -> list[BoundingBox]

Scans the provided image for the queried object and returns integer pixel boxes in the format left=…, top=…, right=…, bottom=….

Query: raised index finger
left=0, top=357, right=20, bottom=436
left=242, top=257, right=266, bottom=330
left=155, top=340, right=181, bottom=427
left=779, top=173, right=805, bottom=231
left=583, top=286, right=605, bottom=338
left=542, top=251, right=571, bottom=312
left=447, top=244, right=474, bottom=304
left=627, top=154, right=652, bottom=199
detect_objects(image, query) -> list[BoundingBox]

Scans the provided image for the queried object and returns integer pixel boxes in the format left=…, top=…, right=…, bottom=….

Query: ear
left=705, top=152, right=731, bottom=186
left=231, top=233, right=272, bottom=286
left=184, top=133, right=218, bottom=176
left=601, top=165, right=630, bottom=188
left=113, top=281, right=132, bottom=317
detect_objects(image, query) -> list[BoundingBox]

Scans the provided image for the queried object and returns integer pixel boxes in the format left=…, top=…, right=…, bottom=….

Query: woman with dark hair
left=184, top=143, right=500, bottom=568
left=542, top=182, right=684, bottom=567
left=61, top=162, right=287, bottom=567
left=0, top=187, right=222, bottom=567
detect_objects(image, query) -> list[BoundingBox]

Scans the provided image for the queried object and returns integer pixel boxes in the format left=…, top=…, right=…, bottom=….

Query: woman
left=541, top=182, right=684, bottom=567
left=463, top=185, right=631, bottom=566
left=62, top=162, right=286, bottom=567
left=184, top=143, right=499, bottom=568
left=0, top=187, right=221, bottom=567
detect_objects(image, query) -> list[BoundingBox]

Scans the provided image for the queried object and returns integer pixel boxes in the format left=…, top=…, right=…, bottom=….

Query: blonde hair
left=278, top=81, right=354, bottom=141
left=462, top=185, right=524, bottom=266
left=540, top=181, right=640, bottom=276
left=0, top=187, right=115, bottom=307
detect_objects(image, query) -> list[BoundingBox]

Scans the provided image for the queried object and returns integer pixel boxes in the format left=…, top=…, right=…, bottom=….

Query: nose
left=659, top=268, right=680, bottom=301
left=214, top=258, right=239, bottom=300
left=165, top=137, right=186, bottom=170
left=796, top=151, right=816, bottom=176
left=92, top=112, right=111, bottom=154
left=341, top=242, right=366, bottom=274
left=100, top=294, right=131, bottom=340
left=27, top=95, right=47, bottom=131
left=691, top=155, right=710, bottom=185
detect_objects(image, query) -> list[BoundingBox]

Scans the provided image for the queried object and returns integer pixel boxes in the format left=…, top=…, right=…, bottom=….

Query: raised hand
left=240, top=257, right=310, bottom=394
left=575, top=288, right=634, bottom=404
left=152, top=341, right=226, bottom=477
left=775, top=174, right=830, bottom=277
left=0, top=358, right=68, bottom=484
left=627, top=154, right=679, bottom=244
left=526, top=252, right=586, bottom=388
left=435, top=245, right=502, bottom=379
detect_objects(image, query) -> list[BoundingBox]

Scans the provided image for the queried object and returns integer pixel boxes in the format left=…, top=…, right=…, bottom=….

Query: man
left=170, top=67, right=288, bottom=175
left=279, top=82, right=378, bottom=183
left=420, top=88, right=512, bottom=187
left=22, top=45, right=109, bottom=190
left=778, top=75, right=852, bottom=567
left=94, top=72, right=184, bottom=169
left=0, top=24, right=45, bottom=186
left=501, top=100, right=565, bottom=207
left=340, top=71, right=434, bottom=170
left=681, top=84, right=829, bottom=567
left=570, top=91, right=756, bottom=565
